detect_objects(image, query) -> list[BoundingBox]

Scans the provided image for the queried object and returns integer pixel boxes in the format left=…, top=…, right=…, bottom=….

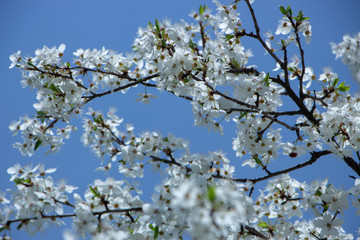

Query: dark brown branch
left=227, top=67, right=260, bottom=76
left=262, top=113, right=299, bottom=132
left=72, top=67, right=142, bottom=82
left=5, top=207, right=143, bottom=227
left=199, top=21, right=207, bottom=50
left=150, top=150, right=331, bottom=184
left=244, top=150, right=331, bottom=184
left=150, top=156, right=192, bottom=173
left=226, top=108, right=302, bottom=117
left=303, top=94, right=329, bottom=108
left=256, top=119, right=274, bottom=142
left=270, top=76, right=318, bottom=125
left=213, top=88, right=258, bottom=109
left=226, top=108, right=258, bottom=115
left=191, top=74, right=258, bottom=110
left=83, top=73, right=160, bottom=103
left=78, top=68, right=192, bottom=102
left=27, top=66, right=88, bottom=90
left=265, top=110, right=302, bottom=116
left=244, top=225, right=269, bottom=240
left=243, top=0, right=284, bottom=68
left=206, top=150, right=331, bottom=183
left=287, top=16, right=306, bottom=99
left=283, top=45, right=290, bottom=86
left=343, top=156, right=360, bottom=176
left=243, top=0, right=320, bottom=128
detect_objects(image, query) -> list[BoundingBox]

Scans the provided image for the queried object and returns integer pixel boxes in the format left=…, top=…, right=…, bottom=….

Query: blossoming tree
left=2, top=0, right=360, bottom=239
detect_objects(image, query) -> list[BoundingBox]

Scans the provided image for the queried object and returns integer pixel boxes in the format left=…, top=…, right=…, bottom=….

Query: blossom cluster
left=3, top=0, right=360, bottom=239
left=0, top=164, right=144, bottom=239
left=331, top=32, right=360, bottom=84
left=1, top=164, right=77, bottom=236
left=1, top=161, right=359, bottom=239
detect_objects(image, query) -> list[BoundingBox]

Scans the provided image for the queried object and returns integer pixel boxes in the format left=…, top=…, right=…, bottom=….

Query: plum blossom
left=331, top=32, right=360, bottom=83
left=313, top=212, right=344, bottom=237
left=135, top=93, right=158, bottom=104
left=9, top=50, right=21, bottom=69
left=298, top=21, right=312, bottom=43
left=275, top=18, right=292, bottom=35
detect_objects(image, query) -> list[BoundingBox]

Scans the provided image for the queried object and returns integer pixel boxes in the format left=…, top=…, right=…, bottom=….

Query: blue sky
left=1, top=0, right=359, bottom=239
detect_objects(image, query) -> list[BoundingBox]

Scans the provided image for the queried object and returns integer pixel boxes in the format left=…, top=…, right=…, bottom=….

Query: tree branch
left=244, top=225, right=269, bottom=240
left=287, top=16, right=306, bottom=99
left=150, top=150, right=332, bottom=185
left=243, top=0, right=284, bottom=68
left=343, top=156, right=360, bottom=176
left=5, top=207, right=143, bottom=228
left=245, top=150, right=331, bottom=184
left=83, top=73, right=160, bottom=103
left=270, top=76, right=318, bottom=125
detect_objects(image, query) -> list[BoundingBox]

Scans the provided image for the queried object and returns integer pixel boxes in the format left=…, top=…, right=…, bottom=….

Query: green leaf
left=153, top=225, right=159, bottom=239
left=258, top=221, right=269, bottom=228
left=163, top=137, right=169, bottom=142
left=332, top=78, right=339, bottom=87
left=287, top=5, right=293, bottom=15
left=89, top=185, right=101, bottom=198
left=149, top=224, right=159, bottom=239
left=263, top=72, right=270, bottom=86
left=315, top=189, right=322, bottom=196
left=295, top=10, right=303, bottom=22
left=230, top=58, right=240, bottom=70
left=253, top=155, right=263, bottom=165
left=93, top=115, right=104, bottom=124
left=14, top=178, right=22, bottom=185
left=66, top=62, right=71, bottom=68
left=323, top=204, right=329, bottom=213
left=34, top=139, right=42, bottom=151
left=199, top=5, right=205, bottom=15
left=36, top=110, right=46, bottom=122
left=48, top=83, right=61, bottom=94
left=298, top=10, right=304, bottom=18
left=238, top=112, right=248, bottom=120
left=188, top=39, right=198, bottom=50
left=225, top=34, right=235, bottom=41
left=155, top=19, right=160, bottom=33
left=49, top=84, right=58, bottom=92
left=207, top=185, right=216, bottom=203
left=14, top=178, right=31, bottom=185
left=279, top=5, right=287, bottom=15
left=338, top=82, right=350, bottom=92
left=161, top=39, right=167, bottom=48
left=295, top=10, right=309, bottom=22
